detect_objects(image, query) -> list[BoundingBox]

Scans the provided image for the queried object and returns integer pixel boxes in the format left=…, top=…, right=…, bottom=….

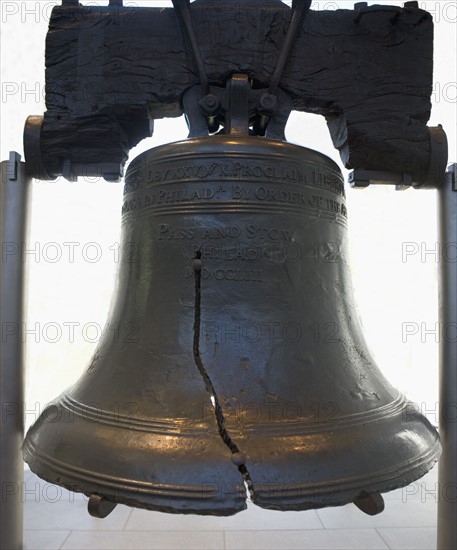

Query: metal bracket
left=226, top=75, right=250, bottom=136
left=349, top=170, right=413, bottom=190
left=177, top=0, right=305, bottom=138
left=172, top=0, right=209, bottom=96
left=182, top=78, right=293, bottom=139
left=23, top=116, right=53, bottom=180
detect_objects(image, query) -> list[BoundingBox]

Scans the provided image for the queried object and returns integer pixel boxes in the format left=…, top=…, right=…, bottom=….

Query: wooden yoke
left=24, top=0, right=446, bottom=185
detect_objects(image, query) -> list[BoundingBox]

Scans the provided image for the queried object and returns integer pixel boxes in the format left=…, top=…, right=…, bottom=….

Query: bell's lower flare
left=23, top=136, right=440, bottom=516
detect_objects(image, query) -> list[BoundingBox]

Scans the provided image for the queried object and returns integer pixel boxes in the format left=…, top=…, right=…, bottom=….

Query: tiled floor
left=23, top=467, right=439, bottom=550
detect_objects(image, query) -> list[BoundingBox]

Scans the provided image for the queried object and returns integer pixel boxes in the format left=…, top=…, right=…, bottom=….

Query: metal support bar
left=172, top=0, right=209, bottom=96
left=269, top=0, right=311, bottom=95
left=437, top=163, right=457, bottom=550
left=0, top=152, right=32, bottom=550
left=253, top=0, right=310, bottom=135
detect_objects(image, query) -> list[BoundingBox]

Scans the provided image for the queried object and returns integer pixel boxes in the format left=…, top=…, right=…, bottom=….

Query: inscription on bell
left=182, top=267, right=264, bottom=282
left=125, top=159, right=345, bottom=197
left=158, top=224, right=294, bottom=242
left=180, top=241, right=343, bottom=264
left=122, top=185, right=348, bottom=217
left=158, top=187, right=216, bottom=202
left=145, top=161, right=319, bottom=185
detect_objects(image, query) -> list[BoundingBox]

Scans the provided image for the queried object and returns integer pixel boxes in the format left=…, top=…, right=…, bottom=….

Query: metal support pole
left=437, top=163, right=457, bottom=550
left=0, top=153, right=31, bottom=550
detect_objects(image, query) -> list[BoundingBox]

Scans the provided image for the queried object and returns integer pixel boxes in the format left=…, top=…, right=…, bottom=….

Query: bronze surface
left=23, top=137, right=440, bottom=515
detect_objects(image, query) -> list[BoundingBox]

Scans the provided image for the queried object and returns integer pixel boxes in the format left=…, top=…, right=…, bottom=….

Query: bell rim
left=23, top=387, right=441, bottom=514
left=23, top=433, right=440, bottom=514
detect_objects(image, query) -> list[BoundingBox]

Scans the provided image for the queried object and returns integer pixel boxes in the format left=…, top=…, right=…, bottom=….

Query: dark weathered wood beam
left=29, top=2, right=435, bottom=181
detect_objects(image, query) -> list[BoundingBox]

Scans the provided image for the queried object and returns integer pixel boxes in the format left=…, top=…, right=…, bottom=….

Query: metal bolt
left=259, top=94, right=277, bottom=116
left=260, top=94, right=276, bottom=110
left=199, top=94, right=219, bottom=116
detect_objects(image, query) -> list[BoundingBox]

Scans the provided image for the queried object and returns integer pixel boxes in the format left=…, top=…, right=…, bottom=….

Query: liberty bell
left=23, top=0, right=441, bottom=520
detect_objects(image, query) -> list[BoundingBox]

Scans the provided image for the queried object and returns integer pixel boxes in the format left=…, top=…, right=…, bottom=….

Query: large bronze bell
left=23, top=136, right=440, bottom=516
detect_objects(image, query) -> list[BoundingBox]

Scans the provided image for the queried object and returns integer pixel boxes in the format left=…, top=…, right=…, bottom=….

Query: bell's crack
left=192, top=251, right=255, bottom=501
